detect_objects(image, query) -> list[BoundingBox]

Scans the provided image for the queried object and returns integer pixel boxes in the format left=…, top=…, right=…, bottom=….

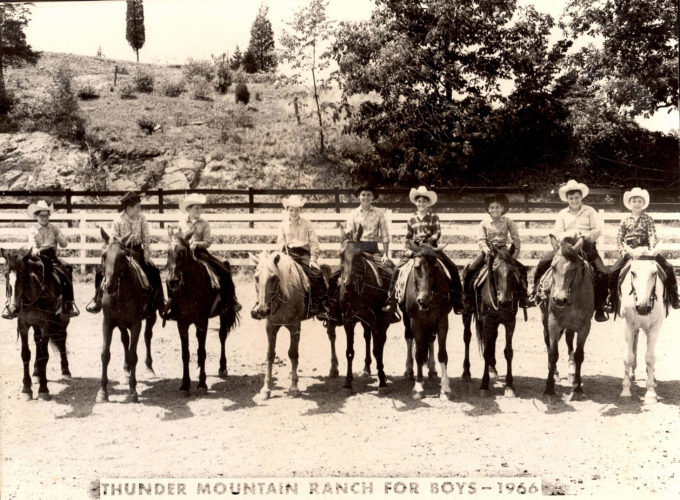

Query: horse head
left=338, top=225, right=364, bottom=288
left=250, top=252, right=282, bottom=320
left=487, top=245, right=520, bottom=308
left=549, top=235, right=585, bottom=308
left=627, top=253, right=661, bottom=316
left=166, top=227, right=194, bottom=287
left=100, top=227, right=130, bottom=295
left=1, top=248, right=50, bottom=316
left=410, top=242, right=441, bottom=310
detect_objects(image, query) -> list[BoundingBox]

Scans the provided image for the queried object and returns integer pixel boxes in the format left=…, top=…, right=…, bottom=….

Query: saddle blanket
left=200, top=261, right=221, bottom=290
left=127, top=257, right=151, bottom=291
left=394, top=258, right=451, bottom=304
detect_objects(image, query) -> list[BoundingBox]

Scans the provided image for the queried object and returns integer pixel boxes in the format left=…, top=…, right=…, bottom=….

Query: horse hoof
left=127, top=392, right=139, bottom=403
left=61, top=371, right=72, bottom=380
left=461, top=372, right=472, bottom=382
left=144, top=368, right=156, bottom=379
left=479, top=389, right=492, bottom=397
left=96, top=390, right=108, bottom=403
left=504, top=387, right=517, bottom=398
left=328, top=368, right=339, bottom=379
left=428, top=371, right=438, bottom=381
left=179, top=389, right=190, bottom=398
left=288, top=388, right=300, bottom=397
left=412, top=391, right=424, bottom=401
left=404, top=370, right=415, bottom=380
left=20, top=391, right=33, bottom=401
left=360, top=370, right=371, bottom=378
left=196, top=386, right=208, bottom=396
left=644, top=394, right=658, bottom=405
left=570, top=391, right=583, bottom=402
left=620, top=390, right=632, bottom=399
left=37, top=392, right=51, bottom=401
left=440, top=392, right=453, bottom=402
left=255, top=390, right=270, bottom=402
left=218, top=369, right=228, bottom=379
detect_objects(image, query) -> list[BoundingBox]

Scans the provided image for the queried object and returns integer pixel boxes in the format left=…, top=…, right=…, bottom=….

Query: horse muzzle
left=416, top=293, right=432, bottom=311
left=635, top=304, right=652, bottom=316
left=250, top=303, right=269, bottom=320
left=551, top=296, right=568, bottom=308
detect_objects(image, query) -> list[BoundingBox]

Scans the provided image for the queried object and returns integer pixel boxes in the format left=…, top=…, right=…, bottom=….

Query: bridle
left=629, top=267, right=658, bottom=310
left=551, top=252, right=588, bottom=307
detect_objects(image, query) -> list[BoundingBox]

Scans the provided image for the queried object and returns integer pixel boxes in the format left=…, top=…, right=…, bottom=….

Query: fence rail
left=1, top=209, right=679, bottom=270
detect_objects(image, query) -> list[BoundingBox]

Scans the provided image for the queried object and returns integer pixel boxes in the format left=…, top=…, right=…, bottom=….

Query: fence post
left=522, top=184, right=530, bottom=229
left=65, top=188, right=73, bottom=228
left=79, top=216, right=87, bottom=274
left=158, top=188, right=164, bottom=229
left=334, top=186, right=340, bottom=213
left=114, top=65, right=118, bottom=87
left=386, top=209, right=395, bottom=262
left=248, top=187, right=254, bottom=229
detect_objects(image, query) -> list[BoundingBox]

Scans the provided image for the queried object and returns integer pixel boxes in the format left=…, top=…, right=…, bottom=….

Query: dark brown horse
left=1, top=248, right=71, bottom=400
left=96, top=228, right=157, bottom=403
left=400, top=242, right=453, bottom=400
left=338, top=226, right=392, bottom=390
left=166, top=228, right=239, bottom=396
left=540, top=236, right=594, bottom=399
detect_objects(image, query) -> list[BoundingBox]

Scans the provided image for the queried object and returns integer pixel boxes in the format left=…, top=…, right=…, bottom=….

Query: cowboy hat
left=119, top=192, right=142, bottom=212
left=179, top=193, right=208, bottom=213
left=27, top=200, right=54, bottom=219
left=558, top=179, right=589, bottom=202
left=282, top=195, right=306, bottom=209
left=354, top=184, right=378, bottom=199
left=409, top=186, right=438, bottom=206
left=483, top=194, right=510, bottom=215
left=623, top=187, right=650, bottom=211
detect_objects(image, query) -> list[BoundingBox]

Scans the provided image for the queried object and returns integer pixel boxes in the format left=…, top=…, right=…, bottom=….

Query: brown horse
left=540, top=236, right=594, bottom=399
left=96, top=228, right=157, bottom=403
left=1, top=248, right=71, bottom=400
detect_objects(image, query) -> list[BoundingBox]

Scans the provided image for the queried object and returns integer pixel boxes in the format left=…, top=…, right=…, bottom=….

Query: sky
left=23, top=0, right=678, bottom=133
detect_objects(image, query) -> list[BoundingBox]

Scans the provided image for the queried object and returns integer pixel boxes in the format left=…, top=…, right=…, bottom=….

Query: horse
left=400, top=242, right=453, bottom=400
left=96, top=228, right=158, bottom=403
left=166, top=228, right=239, bottom=396
left=1, top=248, right=71, bottom=400
left=480, top=247, right=524, bottom=395
left=250, top=251, right=339, bottom=400
left=540, top=235, right=594, bottom=399
left=338, top=226, right=392, bottom=390
left=618, top=247, right=668, bottom=404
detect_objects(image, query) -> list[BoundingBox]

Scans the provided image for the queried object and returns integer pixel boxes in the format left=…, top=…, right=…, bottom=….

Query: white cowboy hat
left=409, top=186, right=438, bottom=206
left=179, top=193, right=207, bottom=213
left=623, top=187, right=650, bottom=210
left=27, top=200, right=54, bottom=219
left=282, top=195, right=306, bottom=209
left=558, top=179, right=589, bottom=202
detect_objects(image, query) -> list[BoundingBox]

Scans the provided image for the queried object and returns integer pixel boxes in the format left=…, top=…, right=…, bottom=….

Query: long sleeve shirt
left=111, top=212, right=151, bottom=251
left=179, top=216, right=212, bottom=249
left=277, top=216, right=320, bottom=261
left=344, top=206, right=390, bottom=243
left=406, top=211, right=441, bottom=245
left=617, top=212, right=657, bottom=256
left=29, top=223, right=68, bottom=251
left=554, top=205, right=601, bottom=242
left=478, top=215, right=521, bottom=256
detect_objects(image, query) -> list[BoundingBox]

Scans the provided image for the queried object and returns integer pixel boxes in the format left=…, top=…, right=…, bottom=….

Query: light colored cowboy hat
left=409, top=186, right=438, bottom=206
left=623, top=187, right=650, bottom=210
left=179, top=193, right=207, bottom=212
left=558, top=179, right=589, bottom=202
left=27, top=200, right=54, bottom=219
left=282, top=195, right=306, bottom=209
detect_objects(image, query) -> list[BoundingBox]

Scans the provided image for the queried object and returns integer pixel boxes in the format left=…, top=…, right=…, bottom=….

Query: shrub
left=190, top=76, right=213, bottom=101
left=212, top=53, right=232, bottom=94
left=48, top=62, right=86, bottom=140
left=235, top=82, right=250, bottom=104
left=209, top=103, right=254, bottom=143
left=0, top=89, right=14, bottom=116
left=137, top=117, right=157, bottom=135
left=77, top=85, right=100, bottom=100
left=133, top=71, right=154, bottom=93
left=162, top=80, right=185, bottom=97
left=183, top=58, right=214, bottom=81
left=120, top=83, right=137, bottom=99
left=117, top=65, right=130, bottom=75
left=232, top=104, right=253, bottom=129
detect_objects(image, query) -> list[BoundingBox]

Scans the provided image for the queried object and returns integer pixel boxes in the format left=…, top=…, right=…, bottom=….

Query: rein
left=552, top=253, right=591, bottom=307
left=629, top=269, right=658, bottom=309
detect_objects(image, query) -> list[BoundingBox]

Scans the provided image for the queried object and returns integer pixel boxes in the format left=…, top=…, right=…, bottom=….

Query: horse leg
left=326, top=324, right=339, bottom=378
left=258, top=321, right=279, bottom=400
left=543, top=318, right=562, bottom=396
left=372, top=323, right=387, bottom=388
left=631, top=327, right=639, bottom=382
left=97, top=320, right=114, bottom=402
left=438, top=318, right=453, bottom=400
left=621, top=322, right=636, bottom=398
left=344, top=321, right=355, bottom=390
left=218, top=316, right=229, bottom=378
left=570, top=324, right=590, bottom=400
left=541, top=306, right=559, bottom=380
left=287, top=324, right=301, bottom=397
left=54, top=325, right=71, bottom=379
left=504, top=323, right=516, bottom=398
left=461, top=313, right=472, bottom=381
left=32, top=328, right=39, bottom=378
left=643, top=325, right=661, bottom=404
left=479, top=321, right=495, bottom=393
left=427, top=338, right=437, bottom=380
left=404, top=337, right=415, bottom=380
left=121, top=328, right=130, bottom=377
left=361, top=324, right=372, bottom=377
left=565, top=330, right=576, bottom=385
left=196, top=319, right=208, bottom=394
left=178, top=321, right=191, bottom=396
left=126, top=322, right=142, bottom=403
left=143, top=315, right=155, bottom=376
left=19, top=324, right=32, bottom=400
left=35, top=332, right=50, bottom=400
left=412, top=322, right=427, bottom=400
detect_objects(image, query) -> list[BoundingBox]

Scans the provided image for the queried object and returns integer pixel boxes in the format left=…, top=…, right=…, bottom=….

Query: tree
left=248, top=5, right=276, bottom=72
left=242, top=49, right=258, bottom=74
left=562, top=0, right=678, bottom=118
left=230, top=45, right=243, bottom=70
left=126, top=0, right=145, bottom=63
left=0, top=3, right=39, bottom=112
left=280, top=0, right=334, bottom=154
left=330, top=0, right=563, bottom=183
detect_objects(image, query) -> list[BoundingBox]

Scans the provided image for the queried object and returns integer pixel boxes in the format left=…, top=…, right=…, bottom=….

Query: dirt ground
left=1, top=279, right=679, bottom=499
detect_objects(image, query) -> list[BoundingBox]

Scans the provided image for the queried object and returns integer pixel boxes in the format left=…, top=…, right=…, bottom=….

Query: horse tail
left=220, top=305, right=240, bottom=335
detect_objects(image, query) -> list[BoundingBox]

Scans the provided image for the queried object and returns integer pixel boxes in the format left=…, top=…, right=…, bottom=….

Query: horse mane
left=258, top=252, right=308, bottom=301
left=559, top=243, right=581, bottom=263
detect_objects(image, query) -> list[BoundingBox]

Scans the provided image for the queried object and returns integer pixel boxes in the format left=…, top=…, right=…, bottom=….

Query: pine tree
left=248, top=5, right=276, bottom=72
left=125, top=0, right=145, bottom=63
left=0, top=4, right=39, bottom=111
left=231, top=45, right=243, bottom=70
left=242, top=50, right=258, bottom=74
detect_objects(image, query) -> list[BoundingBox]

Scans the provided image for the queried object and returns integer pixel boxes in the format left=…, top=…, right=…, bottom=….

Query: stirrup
left=65, top=302, right=80, bottom=317
left=86, top=298, right=102, bottom=314
left=1, top=305, right=17, bottom=320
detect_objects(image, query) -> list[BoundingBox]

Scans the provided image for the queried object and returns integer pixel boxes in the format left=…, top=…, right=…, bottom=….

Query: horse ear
left=273, top=253, right=280, bottom=266
left=549, top=234, right=559, bottom=251
left=249, top=253, right=260, bottom=266
left=100, top=227, right=110, bottom=243
left=339, top=226, right=347, bottom=242
left=167, top=226, right=174, bottom=238
left=0, top=248, right=7, bottom=260
left=573, top=238, right=584, bottom=253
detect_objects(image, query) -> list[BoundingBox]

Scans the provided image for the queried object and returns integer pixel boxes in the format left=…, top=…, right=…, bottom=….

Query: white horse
left=618, top=245, right=668, bottom=404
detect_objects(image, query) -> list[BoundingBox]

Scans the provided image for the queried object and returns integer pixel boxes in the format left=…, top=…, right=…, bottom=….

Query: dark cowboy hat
left=119, top=192, right=142, bottom=212
left=483, top=194, right=510, bottom=215
left=354, top=184, right=379, bottom=199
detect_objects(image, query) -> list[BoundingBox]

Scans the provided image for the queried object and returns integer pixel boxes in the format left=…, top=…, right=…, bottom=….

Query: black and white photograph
left=0, top=0, right=678, bottom=498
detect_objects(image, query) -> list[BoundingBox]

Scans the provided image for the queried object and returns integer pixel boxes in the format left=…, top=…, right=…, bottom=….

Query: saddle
left=394, top=257, right=452, bottom=305
left=127, top=256, right=151, bottom=291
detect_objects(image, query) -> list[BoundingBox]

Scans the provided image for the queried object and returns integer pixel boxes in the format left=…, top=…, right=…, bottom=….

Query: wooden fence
left=0, top=210, right=678, bottom=271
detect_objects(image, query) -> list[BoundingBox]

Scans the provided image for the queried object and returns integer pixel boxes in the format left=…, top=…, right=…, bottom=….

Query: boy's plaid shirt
left=406, top=211, right=441, bottom=244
